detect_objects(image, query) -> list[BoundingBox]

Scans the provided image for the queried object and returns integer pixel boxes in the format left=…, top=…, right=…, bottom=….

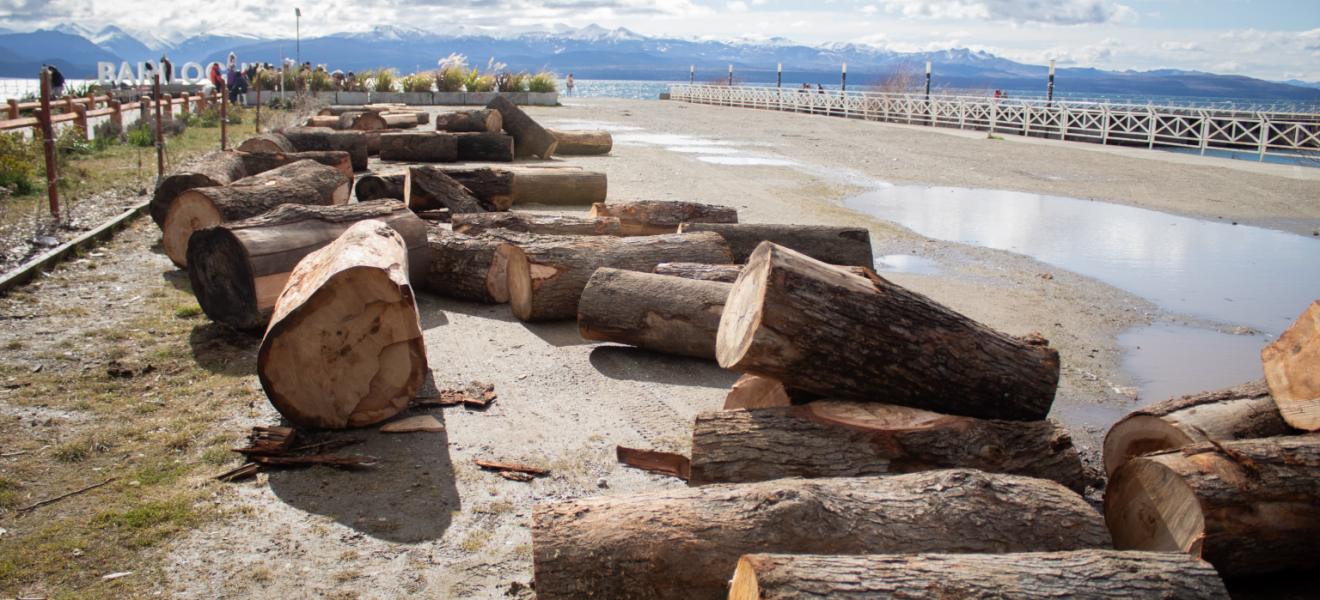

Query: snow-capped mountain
left=92, top=26, right=157, bottom=63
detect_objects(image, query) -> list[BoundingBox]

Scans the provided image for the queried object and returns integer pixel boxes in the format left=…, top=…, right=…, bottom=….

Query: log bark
left=258, top=220, right=428, bottom=429
left=439, top=167, right=515, bottom=211
left=404, top=166, right=483, bottom=214
left=280, top=127, right=369, bottom=172
left=591, top=201, right=739, bottom=236
left=306, top=115, right=339, bottom=129
left=487, top=95, right=557, bottom=159
left=320, top=105, right=393, bottom=116
left=1105, top=435, right=1320, bottom=577
left=333, top=112, right=365, bottom=130
left=236, top=133, right=294, bottom=154
left=578, top=269, right=730, bottom=360
left=729, top=551, right=1230, bottom=600
left=238, top=150, right=353, bottom=180
left=679, top=223, right=873, bottom=267
left=435, top=109, right=502, bottom=133
left=545, top=129, right=612, bottom=155
left=1102, top=379, right=1293, bottom=476
left=380, top=113, right=419, bottom=129
left=717, top=243, right=1060, bottom=421
left=379, top=132, right=458, bottom=163
left=230, top=160, right=351, bottom=205
left=162, top=180, right=331, bottom=269
left=354, top=173, right=406, bottom=202
left=150, top=150, right=247, bottom=227
left=532, top=469, right=1111, bottom=600
left=455, top=132, right=514, bottom=162
left=425, top=225, right=519, bottom=303
left=505, top=231, right=734, bottom=322
left=654, top=262, right=745, bottom=283
left=507, top=167, right=606, bottom=206
left=348, top=112, right=387, bottom=131
left=187, top=200, right=428, bottom=330
left=363, top=130, right=383, bottom=155
left=690, top=400, right=1085, bottom=492
left=452, top=212, right=621, bottom=236
left=1262, top=300, right=1320, bottom=431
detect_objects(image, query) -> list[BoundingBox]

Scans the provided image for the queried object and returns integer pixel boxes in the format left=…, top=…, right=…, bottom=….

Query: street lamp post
left=295, top=8, right=301, bottom=66
left=1048, top=59, right=1056, bottom=106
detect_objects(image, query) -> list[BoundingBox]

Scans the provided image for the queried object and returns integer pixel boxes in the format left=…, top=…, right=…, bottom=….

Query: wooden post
left=73, top=104, right=88, bottom=139
left=38, top=68, right=59, bottom=220
left=256, top=81, right=262, bottom=133
left=6, top=98, right=17, bottom=120
left=155, top=75, right=164, bottom=181
left=109, top=99, right=122, bottom=127
left=181, top=91, right=190, bottom=114
left=221, top=82, right=228, bottom=151
left=64, top=95, right=75, bottom=115
left=161, top=93, right=172, bottom=121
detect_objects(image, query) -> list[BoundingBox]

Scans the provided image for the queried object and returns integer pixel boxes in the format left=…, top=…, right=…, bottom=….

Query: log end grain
left=162, top=190, right=224, bottom=268
left=1262, top=301, right=1320, bottom=431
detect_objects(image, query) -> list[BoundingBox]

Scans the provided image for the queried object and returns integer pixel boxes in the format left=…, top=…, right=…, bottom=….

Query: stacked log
left=654, top=262, right=745, bottom=283
left=1262, top=300, right=1320, bottom=431
left=509, top=167, right=606, bottom=206
left=452, top=212, right=621, bottom=237
left=354, top=173, right=406, bottom=202
left=380, top=113, right=420, bottom=129
left=236, top=133, right=294, bottom=154
left=347, top=112, right=388, bottom=131
left=578, top=269, right=730, bottom=360
left=456, top=132, right=515, bottom=162
left=678, top=223, right=873, bottom=267
left=591, top=201, right=738, bottom=236
left=238, top=150, right=353, bottom=180
left=280, top=127, right=369, bottom=172
left=404, top=166, right=484, bottom=214
left=379, top=132, right=458, bottom=163
left=441, top=168, right=515, bottom=210
left=150, top=150, right=247, bottom=227
left=487, top=96, right=557, bottom=159
left=425, top=225, right=519, bottom=303
left=546, top=129, right=612, bottom=155
left=305, top=115, right=340, bottom=129
left=435, top=110, right=502, bottom=133
left=722, top=374, right=819, bottom=410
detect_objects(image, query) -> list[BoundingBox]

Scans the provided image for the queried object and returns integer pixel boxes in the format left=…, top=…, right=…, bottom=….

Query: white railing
left=669, top=84, right=1320, bottom=161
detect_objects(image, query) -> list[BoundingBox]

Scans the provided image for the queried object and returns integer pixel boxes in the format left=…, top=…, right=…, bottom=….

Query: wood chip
left=380, top=415, right=446, bottom=433
left=214, top=462, right=261, bottom=482
left=500, top=471, right=535, bottom=482
left=102, top=571, right=134, bottom=581
left=413, top=390, right=466, bottom=407
left=616, top=446, right=691, bottom=481
left=475, top=460, right=548, bottom=476
left=232, top=426, right=297, bottom=455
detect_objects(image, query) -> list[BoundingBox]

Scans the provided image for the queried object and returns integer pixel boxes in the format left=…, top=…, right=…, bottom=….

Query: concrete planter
left=398, top=92, right=432, bottom=105
left=527, top=92, right=559, bottom=106
left=369, top=92, right=405, bottom=104
left=336, top=91, right=369, bottom=105
left=501, top=92, right=530, bottom=106
left=464, top=91, right=499, bottom=106
left=433, top=92, right=466, bottom=105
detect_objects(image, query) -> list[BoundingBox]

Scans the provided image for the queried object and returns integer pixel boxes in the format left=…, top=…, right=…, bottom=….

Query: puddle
left=697, top=157, right=796, bottom=166
left=666, top=146, right=740, bottom=154
left=545, top=119, right=643, bottom=132
left=1118, top=324, right=1268, bottom=406
left=875, top=254, right=941, bottom=275
left=614, top=133, right=735, bottom=147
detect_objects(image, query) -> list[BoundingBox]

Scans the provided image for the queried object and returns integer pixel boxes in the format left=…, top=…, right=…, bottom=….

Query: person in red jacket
left=209, top=63, right=224, bottom=92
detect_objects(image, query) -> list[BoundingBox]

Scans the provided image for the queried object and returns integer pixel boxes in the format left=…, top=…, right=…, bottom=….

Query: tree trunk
left=435, top=109, right=502, bottom=133
left=237, top=151, right=353, bottom=182
left=456, top=132, right=514, bottom=162
left=532, top=470, right=1111, bottom=600
left=546, top=129, right=612, bottom=155
left=591, top=201, right=739, bottom=236
left=379, top=132, right=458, bottom=162
left=1262, top=300, right=1320, bottom=431
left=354, top=173, right=406, bottom=202
left=1106, top=435, right=1320, bottom=577
left=1102, top=379, right=1293, bottom=476
left=150, top=150, right=247, bottom=227
left=679, top=223, right=873, bottom=267
left=381, top=113, right=419, bottom=128
left=654, top=262, right=745, bottom=283
left=348, top=112, right=387, bottom=131
left=509, top=167, right=607, bottom=206
left=231, top=160, right=351, bottom=205
left=306, top=115, right=339, bottom=129
left=258, top=220, right=428, bottom=429
left=439, top=167, right=515, bottom=211
left=404, top=166, right=483, bottom=213
left=425, top=225, right=519, bottom=303
left=505, top=231, right=734, bottom=322
left=162, top=180, right=332, bottom=268
left=578, top=269, right=730, bottom=360
left=452, top=212, right=621, bottom=236
left=717, top=243, right=1060, bottom=422
left=722, top=374, right=821, bottom=410
left=280, top=127, right=369, bottom=172
left=690, top=401, right=1086, bottom=492
left=236, top=133, right=294, bottom=154
left=487, top=95, right=557, bottom=159
left=187, top=200, right=428, bottom=330
left=729, top=551, right=1230, bottom=600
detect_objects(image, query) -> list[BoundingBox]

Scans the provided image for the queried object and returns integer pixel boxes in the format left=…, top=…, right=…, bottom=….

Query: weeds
left=529, top=72, right=558, bottom=93
left=400, top=72, right=435, bottom=93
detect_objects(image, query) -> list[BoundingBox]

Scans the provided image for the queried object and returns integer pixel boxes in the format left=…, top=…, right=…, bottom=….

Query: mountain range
left=2, top=23, right=1317, bottom=101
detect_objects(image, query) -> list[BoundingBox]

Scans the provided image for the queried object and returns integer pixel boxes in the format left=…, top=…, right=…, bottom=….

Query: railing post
left=958, top=99, right=965, bottom=129
left=6, top=98, right=17, bottom=120
left=221, top=84, right=228, bottom=151
left=38, top=69, right=59, bottom=220
left=1199, top=110, right=1209, bottom=156
left=1100, top=106, right=1109, bottom=145
left=161, top=93, right=173, bottom=122
left=155, top=75, right=165, bottom=181
left=73, top=104, right=89, bottom=139
left=1147, top=107, right=1156, bottom=149
left=1257, top=115, right=1268, bottom=161
left=990, top=100, right=997, bottom=134
left=109, top=99, right=122, bottom=128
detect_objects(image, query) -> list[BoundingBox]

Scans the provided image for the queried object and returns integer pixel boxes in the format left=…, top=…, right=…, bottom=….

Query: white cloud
left=861, top=5, right=877, bottom=14
left=1214, top=60, right=1241, bottom=72
left=751, top=0, right=769, bottom=4
left=1160, top=41, right=1201, bottom=51
left=727, top=0, right=749, bottom=11
left=881, top=0, right=1136, bottom=26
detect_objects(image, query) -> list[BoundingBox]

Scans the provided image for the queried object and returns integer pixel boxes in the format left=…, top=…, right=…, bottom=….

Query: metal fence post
left=155, top=74, right=165, bottom=181
left=221, top=83, right=228, bottom=151
left=1257, top=115, right=1268, bottom=161
left=38, top=68, right=59, bottom=220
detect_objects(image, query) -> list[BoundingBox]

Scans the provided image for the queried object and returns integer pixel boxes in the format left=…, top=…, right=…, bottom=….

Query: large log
left=1102, top=379, right=1293, bottom=476
left=379, top=132, right=458, bottom=163
left=281, top=127, right=369, bottom=172
left=591, top=201, right=739, bottom=236
left=679, top=223, right=873, bottom=267
left=654, top=262, right=745, bottom=283
left=230, top=160, right=351, bottom=205
left=348, top=112, right=387, bottom=131
left=258, top=220, right=427, bottom=429
left=690, top=400, right=1085, bottom=492
left=435, top=109, right=502, bottom=133
left=716, top=243, right=1060, bottom=421
left=404, top=166, right=483, bottom=214
left=425, top=225, right=518, bottom=303
left=532, top=469, right=1111, bottom=600
left=187, top=200, right=428, bottom=330
left=455, top=132, right=514, bottom=162
left=306, top=115, right=339, bottom=129
left=487, top=95, right=557, bottom=159
left=1105, top=435, right=1320, bottom=577
left=1263, top=300, right=1320, bottom=431
left=729, top=551, right=1230, bottom=600
left=236, top=133, right=294, bottom=154
left=150, top=150, right=247, bottom=227
left=578, top=268, right=730, bottom=360
left=505, top=231, right=734, bottom=322
left=439, top=167, right=515, bottom=211
left=505, top=167, right=606, bottom=206
left=354, top=173, right=406, bottom=202
left=320, top=105, right=393, bottom=116
left=545, top=129, right=612, bottom=155
left=380, top=113, right=419, bottom=129
left=238, top=150, right=353, bottom=181
left=451, top=212, right=621, bottom=236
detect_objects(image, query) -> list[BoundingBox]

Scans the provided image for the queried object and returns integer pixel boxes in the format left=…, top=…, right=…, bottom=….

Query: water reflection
left=1119, top=324, right=1267, bottom=406
left=875, top=254, right=941, bottom=275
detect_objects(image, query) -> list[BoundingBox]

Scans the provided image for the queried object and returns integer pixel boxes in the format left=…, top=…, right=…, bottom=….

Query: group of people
left=799, top=83, right=826, bottom=93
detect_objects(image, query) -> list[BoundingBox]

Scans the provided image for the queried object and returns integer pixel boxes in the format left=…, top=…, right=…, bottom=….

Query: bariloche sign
left=97, top=61, right=227, bottom=86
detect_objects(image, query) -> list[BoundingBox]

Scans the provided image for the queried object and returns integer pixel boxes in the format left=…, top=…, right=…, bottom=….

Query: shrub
left=127, top=123, right=154, bottom=147
left=56, top=126, right=93, bottom=156
left=197, top=106, right=221, bottom=128
left=311, top=69, right=335, bottom=92
left=496, top=71, right=531, bottom=92
left=529, top=72, right=558, bottom=93
left=462, top=68, right=495, bottom=93
left=0, top=131, right=40, bottom=195
left=436, top=54, right=468, bottom=92
left=226, top=105, right=246, bottom=125
left=400, top=72, right=435, bottom=93
left=366, top=67, right=398, bottom=92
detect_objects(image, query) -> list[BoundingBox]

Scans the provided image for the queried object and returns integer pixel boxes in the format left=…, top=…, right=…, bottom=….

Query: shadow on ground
left=188, top=322, right=261, bottom=376
left=589, top=345, right=742, bottom=388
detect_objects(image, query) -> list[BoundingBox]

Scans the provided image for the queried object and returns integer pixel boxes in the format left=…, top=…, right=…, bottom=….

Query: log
left=532, top=469, right=1112, bottom=600
left=363, top=130, right=383, bottom=155
left=236, top=133, right=294, bottom=154
left=257, top=220, right=427, bottom=429
left=487, top=95, right=557, bottom=159
left=716, top=243, right=1060, bottom=421
left=404, top=166, right=483, bottom=214
left=320, top=105, right=390, bottom=116
left=333, top=112, right=364, bottom=130
left=1102, top=379, right=1293, bottom=476
left=354, top=173, right=406, bottom=202
left=591, top=201, right=738, bottom=236
left=162, top=180, right=331, bottom=269
left=306, top=115, right=339, bottom=129
left=690, top=401, right=1086, bottom=492
left=451, top=212, right=621, bottom=237
left=281, top=127, right=369, bottom=172
left=379, top=132, right=458, bottom=163
left=509, top=167, right=606, bottom=206
left=424, top=225, right=519, bottom=303
left=380, top=113, right=419, bottom=129
left=187, top=200, right=428, bottom=330
left=729, top=551, right=1230, bottom=600
left=230, top=160, right=351, bottom=205
left=435, top=109, right=502, bottom=133
left=1263, top=300, right=1320, bottom=431
left=545, top=128, right=612, bottom=155
left=725, top=373, right=790, bottom=409
left=150, top=150, right=247, bottom=227
left=506, top=231, right=734, bottom=322
left=348, top=112, right=387, bottom=131
left=1105, top=435, right=1320, bottom=577
left=679, top=223, right=873, bottom=267
left=578, top=269, right=730, bottom=360
left=438, top=167, right=515, bottom=211
left=238, top=150, right=353, bottom=180
left=455, top=132, right=514, bottom=162
left=654, top=262, right=744, bottom=283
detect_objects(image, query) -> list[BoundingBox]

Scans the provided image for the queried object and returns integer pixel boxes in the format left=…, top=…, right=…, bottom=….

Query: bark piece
left=257, top=220, right=428, bottom=429
left=150, top=150, right=247, bottom=227
left=238, top=150, right=353, bottom=180
left=487, top=95, right=557, bottom=159
left=476, top=460, right=548, bottom=475
left=281, top=127, right=369, bottom=172
left=405, top=166, right=483, bottom=213
left=321, top=105, right=391, bottom=116
left=654, top=262, right=744, bottom=283
left=616, top=446, right=690, bottom=480
left=545, top=129, right=612, bottom=155
left=507, top=167, right=606, bottom=206
left=435, top=109, right=502, bottom=133
left=424, top=225, right=519, bottom=303
left=452, top=212, right=621, bottom=236
left=379, top=132, right=458, bottom=163
left=1263, top=301, right=1320, bottom=431
left=236, top=133, right=294, bottom=154
left=578, top=268, right=730, bottom=360
left=717, top=243, right=1060, bottom=421
left=232, top=426, right=297, bottom=455
left=455, top=132, right=515, bottom=162
left=591, top=201, right=739, bottom=236
left=679, top=223, right=873, bottom=267
left=163, top=180, right=331, bottom=268
left=380, top=415, right=445, bottom=433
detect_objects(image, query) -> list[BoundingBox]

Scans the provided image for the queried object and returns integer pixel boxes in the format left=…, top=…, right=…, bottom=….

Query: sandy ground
left=19, top=97, right=1312, bottom=598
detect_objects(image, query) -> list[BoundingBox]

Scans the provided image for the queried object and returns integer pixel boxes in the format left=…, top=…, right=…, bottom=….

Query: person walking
left=47, top=65, right=65, bottom=97
left=209, top=62, right=224, bottom=96
left=160, top=55, right=173, bottom=84
left=566, top=74, right=575, bottom=97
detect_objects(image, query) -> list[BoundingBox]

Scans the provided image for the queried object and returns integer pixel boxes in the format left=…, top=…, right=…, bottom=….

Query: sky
left=1, top=0, right=1317, bottom=80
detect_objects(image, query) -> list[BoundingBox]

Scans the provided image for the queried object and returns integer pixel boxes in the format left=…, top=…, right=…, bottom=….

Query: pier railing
left=669, top=84, right=1320, bottom=161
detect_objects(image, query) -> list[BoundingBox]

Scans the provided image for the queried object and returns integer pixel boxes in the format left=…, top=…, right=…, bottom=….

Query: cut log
left=379, top=132, right=458, bottom=163
left=320, top=105, right=392, bottom=116
left=487, top=95, right=557, bottom=159
left=591, top=201, right=739, bottom=236
left=280, top=127, right=369, bottom=172
left=729, top=551, right=1230, bottom=600
left=236, top=133, right=294, bottom=154
left=332, top=112, right=363, bottom=130
left=578, top=269, right=730, bottom=360
left=425, top=225, right=519, bottom=303
left=404, top=166, right=483, bottom=214
left=230, top=159, right=351, bottom=205
left=380, top=113, right=419, bottom=129
left=452, top=212, right=621, bottom=236
left=532, top=469, right=1111, bottom=600
left=1102, top=379, right=1293, bottom=476
left=363, top=130, right=383, bottom=155
left=509, top=167, right=606, bottom=206
left=435, top=109, right=502, bottom=133
left=1263, top=301, right=1320, bottom=431
left=690, top=400, right=1085, bottom=491
left=616, top=446, right=690, bottom=480
left=455, top=132, right=515, bottom=162
left=354, top=172, right=406, bottom=202
left=258, top=220, right=427, bottom=429
left=187, top=200, right=428, bottom=330
left=438, top=167, right=515, bottom=210
left=306, top=115, right=339, bottom=129
left=150, top=150, right=247, bottom=227
left=163, top=180, right=331, bottom=269
left=654, top=262, right=744, bottom=283
left=545, top=129, right=612, bottom=155
left=722, top=374, right=822, bottom=410
left=238, top=150, right=353, bottom=180
left=679, top=223, right=873, bottom=267
left=348, top=112, right=387, bottom=131
left=1106, top=435, right=1320, bottom=577
left=506, top=231, right=734, bottom=322
left=716, top=243, right=1060, bottom=421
